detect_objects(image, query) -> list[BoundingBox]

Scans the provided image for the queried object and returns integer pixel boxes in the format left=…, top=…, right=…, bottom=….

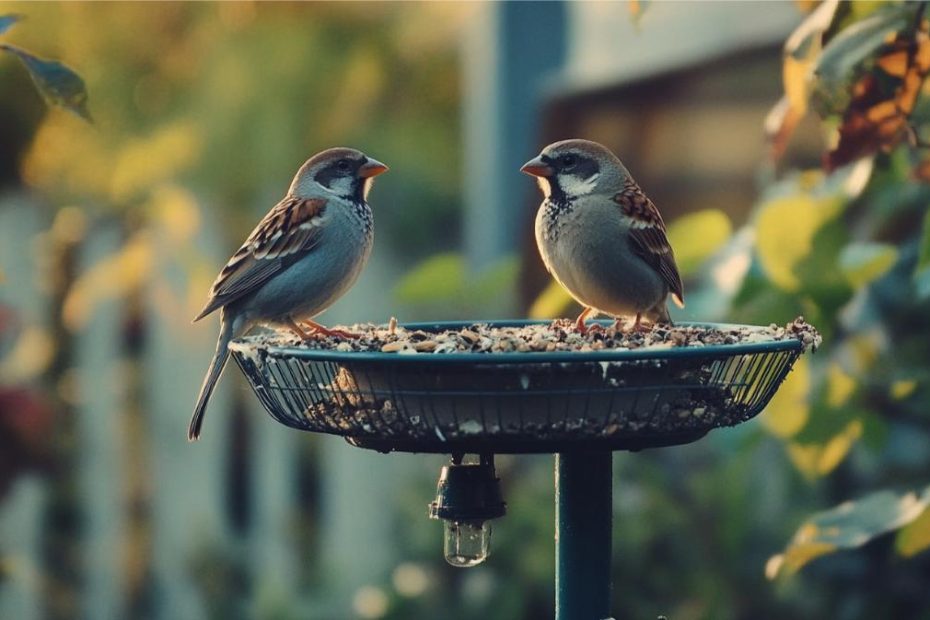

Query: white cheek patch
left=561, top=172, right=600, bottom=198
left=536, top=177, right=553, bottom=199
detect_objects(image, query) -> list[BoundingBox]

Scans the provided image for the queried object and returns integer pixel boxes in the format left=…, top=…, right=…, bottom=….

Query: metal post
left=556, top=451, right=613, bottom=620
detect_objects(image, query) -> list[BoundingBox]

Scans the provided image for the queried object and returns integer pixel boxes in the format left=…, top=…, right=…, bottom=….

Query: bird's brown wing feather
left=613, top=181, right=684, bottom=307
left=193, top=197, right=328, bottom=321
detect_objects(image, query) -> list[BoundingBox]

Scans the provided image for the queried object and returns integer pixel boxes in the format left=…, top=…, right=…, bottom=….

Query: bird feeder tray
left=228, top=320, right=813, bottom=454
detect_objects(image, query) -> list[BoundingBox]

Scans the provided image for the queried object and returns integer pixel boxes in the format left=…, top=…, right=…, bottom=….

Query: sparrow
left=189, top=147, right=388, bottom=441
left=521, top=139, right=683, bottom=333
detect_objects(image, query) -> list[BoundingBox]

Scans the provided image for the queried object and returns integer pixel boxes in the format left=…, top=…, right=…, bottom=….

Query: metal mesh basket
left=229, top=321, right=803, bottom=453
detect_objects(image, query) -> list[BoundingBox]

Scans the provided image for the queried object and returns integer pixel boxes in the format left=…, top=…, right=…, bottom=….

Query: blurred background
left=2, top=2, right=930, bottom=619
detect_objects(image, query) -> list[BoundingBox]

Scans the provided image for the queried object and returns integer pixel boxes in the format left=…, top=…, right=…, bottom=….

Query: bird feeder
left=229, top=319, right=814, bottom=619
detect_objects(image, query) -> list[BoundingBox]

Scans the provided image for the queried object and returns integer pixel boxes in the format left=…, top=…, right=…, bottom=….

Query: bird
left=189, top=147, right=388, bottom=441
left=521, top=139, right=683, bottom=334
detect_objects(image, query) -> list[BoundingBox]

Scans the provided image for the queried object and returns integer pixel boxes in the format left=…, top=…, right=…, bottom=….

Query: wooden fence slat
left=0, top=197, right=47, bottom=620
left=75, top=224, right=127, bottom=620
left=145, top=220, right=231, bottom=620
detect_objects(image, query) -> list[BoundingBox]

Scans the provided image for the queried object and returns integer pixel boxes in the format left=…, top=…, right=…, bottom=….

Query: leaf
left=754, top=193, right=844, bottom=292
left=767, top=0, right=839, bottom=159
left=0, top=325, right=55, bottom=383
left=473, top=256, right=519, bottom=302
left=0, top=44, right=92, bottom=122
left=393, top=253, right=465, bottom=305
left=889, top=379, right=918, bottom=400
left=760, top=356, right=810, bottom=439
left=838, top=242, right=898, bottom=288
left=768, top=486, right=930, bottom=579
left=825, top=362, right=856, bottom=408
left=787, top=419, right=863, bottom=479
left=0, top=13, right=22, bottom=35
left=529, top=280, right=574, bottom=320
left=897, top=506, right=930, bottom=557
left=666, top=209, right=732, bottom=277
left=815, top=6, right=911, bottom=98
left=63, top=233, right=154, bottom=330
left=826, top=17, right=930, bottom=170
left=914, top=208, right=930, bottom=298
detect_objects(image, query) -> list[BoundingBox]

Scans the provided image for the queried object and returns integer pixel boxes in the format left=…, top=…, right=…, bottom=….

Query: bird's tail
left=189, top=311, right=237, bottom=441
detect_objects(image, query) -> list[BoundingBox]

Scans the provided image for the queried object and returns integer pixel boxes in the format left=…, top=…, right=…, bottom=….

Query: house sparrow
left=189, top=147, right=388, bottom=441
left=521, top=139, right=683, bottom=333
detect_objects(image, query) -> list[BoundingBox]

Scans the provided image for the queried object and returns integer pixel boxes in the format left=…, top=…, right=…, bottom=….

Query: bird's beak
left=520, top=156, right=554, bottom=178
left=359, top=158, right=389, bottom=178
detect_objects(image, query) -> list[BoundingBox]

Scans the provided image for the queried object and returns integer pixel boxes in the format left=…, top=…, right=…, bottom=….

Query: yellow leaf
left=0, top=325, right=55, bottom=383
left=755, top=194, right=843, bottom=291
left=63, top=233, right=154, bottom=330
left=826, top=363, right=856, bottom=408
left=529, top=280, right=574, bottom=320
left=783, top=0, right=839, bottom=118
left=109, top=123, right=203, bottom=203
left=787, top=419, right=863, bottom=479
left=838, top=242, right=898, bottom=288
left=897, top=507, right=930, bottom=558
left=766, top=541, right=838, bottom=579
left=890, top=380, right=917, bottom=400
left=760, top=356, right=809, bottom=438
left=50, top=206, right=87, bottom=245
left=149, top=185, right=201, bottom=244
left=666, top=209, right=732, bottom=277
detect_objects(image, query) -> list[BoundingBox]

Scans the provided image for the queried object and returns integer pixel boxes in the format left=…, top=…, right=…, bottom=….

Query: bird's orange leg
left=574, top=307, right=593, bottom=334
left=287, top=317, right=316, bottom=341
left=630, top=313, right=653, bottom=333
left=301, top=318, right=360, bottom=339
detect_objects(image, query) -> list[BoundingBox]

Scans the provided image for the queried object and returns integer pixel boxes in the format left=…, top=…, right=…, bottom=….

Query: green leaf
left=919, top=209, right=930, bottom=270
left=838, top=242, right=898, bottom=288
left=0, top=44, right=92, bottom=122
left=754, top=194, right=844, bottom=292
left=815, top=5, right=911, bottom=96
left=393, top=253, right=465, bottom=305
left=916, top=209, right=930, bottom=298
left=0, top=13, right=22, bottom=35
left=897, top=506, right=930, bottom=558
left=767, top=485, right=930, bottom=579
left=473, top=256, right=519, bottom=302
left=666, top=209, right=732, bottom=277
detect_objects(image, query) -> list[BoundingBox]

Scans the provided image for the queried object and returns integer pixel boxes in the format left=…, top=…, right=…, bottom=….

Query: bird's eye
left=337, top=159, right=351, bottom=172
left=560, top=155, right=577, bottom=168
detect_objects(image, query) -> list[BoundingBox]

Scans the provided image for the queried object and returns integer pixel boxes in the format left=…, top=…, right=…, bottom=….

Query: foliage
left=767, top=485, right=930, bottom=578
left=0, top=13, right=91, bottom=121
left=393, top=253, right=519, bottom=320
left=750, top=0, right=930, bottom=579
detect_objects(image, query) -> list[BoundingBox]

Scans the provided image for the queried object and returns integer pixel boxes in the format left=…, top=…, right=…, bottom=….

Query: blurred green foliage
left=748, top=0, right=930, bottom=584
left=3, top=1, right=930, bottom=619
left=0, top=12, right=91, bottom=120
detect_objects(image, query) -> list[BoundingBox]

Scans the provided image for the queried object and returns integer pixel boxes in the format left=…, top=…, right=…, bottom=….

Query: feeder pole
left=555, top=451, right=613, bottom=620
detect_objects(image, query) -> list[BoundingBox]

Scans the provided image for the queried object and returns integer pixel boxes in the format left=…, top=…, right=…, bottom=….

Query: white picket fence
left=0, top=193, right=419, bottom=619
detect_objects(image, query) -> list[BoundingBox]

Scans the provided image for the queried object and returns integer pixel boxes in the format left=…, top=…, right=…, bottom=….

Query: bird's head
left=521, top=139, right=628, bottom=202
left=290, top=147, right=388, bottom=203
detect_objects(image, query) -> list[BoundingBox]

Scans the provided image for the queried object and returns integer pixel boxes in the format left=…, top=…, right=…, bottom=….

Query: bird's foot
left=574, top=308, right=593, bottom=334
left=300, top=319, right=360, bottom=340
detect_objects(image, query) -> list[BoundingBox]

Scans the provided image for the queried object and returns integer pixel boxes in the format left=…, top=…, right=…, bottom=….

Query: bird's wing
left=613, top=181, right=684, bottom=307
left=193, top=196, right=328, bottom=321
